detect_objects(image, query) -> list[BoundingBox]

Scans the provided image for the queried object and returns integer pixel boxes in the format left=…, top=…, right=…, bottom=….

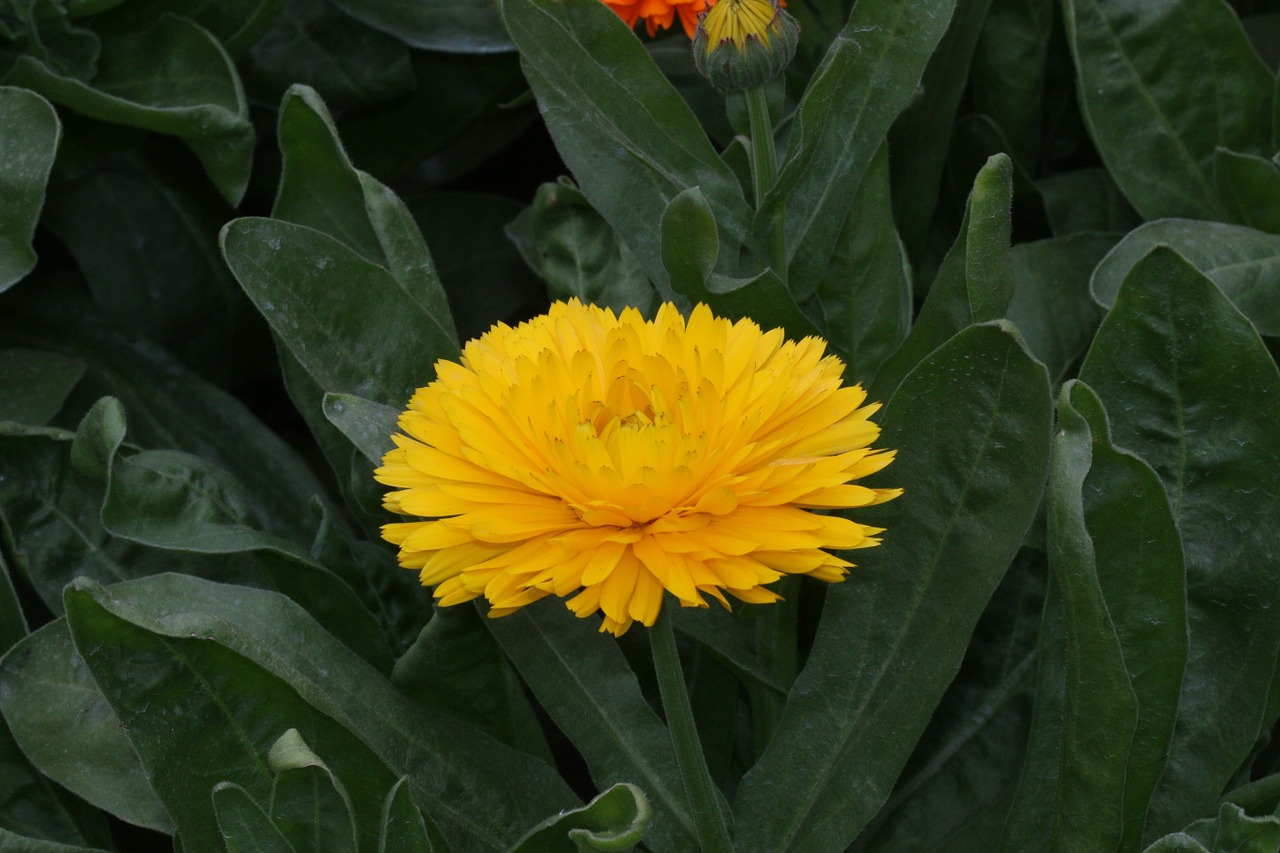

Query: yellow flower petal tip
left=378, top=299, right=899, bottom=636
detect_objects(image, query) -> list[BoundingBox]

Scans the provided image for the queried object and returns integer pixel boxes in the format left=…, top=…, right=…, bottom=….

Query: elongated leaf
left=486, top=605, right=697, bottom=852
left=0, top=286, right=333, bottom=545
left=212, top=784, right=299, bottom=853
left=815, top=143, right=911, bottom=379
left=378, top=778, right=439, bottom=853
left=0, top=554, right=24, bottom=653
left=971, top=0, right=1053, bottom=168
left=329, top=0, right=512, bottom=53
left=1062, top=0, right=1273, bottom=220
left=1079, top=247, right=1280, bottom=837
left=0, top=620, right=172, bottom=832
left=223, top=218, right=450, bottom=409
left=872, top=154, right=1014, bottom=400
left=1214, top=147, right=1280, bottom=232
left=1006, top=234, right=1114, bottom=383
left=661, top=188, right=820, bottom=342
left=1091, top=219, right=1280, bottom=337
left=6, top=14, right=254, bottom=205
left=498, top=0, right=752, bottom=298
left=1145, top=803, right=1280, bottom=852
left=511, top=783, right=649, bottom=852
left=268, top=732, right=358, bottom=853
left=244, top=1, right=415, bottom=109
left=0, top=349, right=84, bottom=427
left=101, top=0, right=288, bottom=56
left=761, top=0, right=956, bottom=299
left=0, top=829, right=110, bottom=852
left=40, top=149, right=260, bottom=386
left=889, top=0, right=994, bottom=261
left=735, top=322, right=1052, bottom=853
left=0, top=87, right=59, bottom=292
left=323, top=394, right=398, bottom=466
left=858, top=550, right=1045, bottom=851
left=62, top=574, right=577, bottom=853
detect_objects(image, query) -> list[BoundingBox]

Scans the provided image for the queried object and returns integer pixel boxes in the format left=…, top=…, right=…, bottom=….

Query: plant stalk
left=651, top=606, right=735, bottom=853
left=744, top=84, right=786, bottom=278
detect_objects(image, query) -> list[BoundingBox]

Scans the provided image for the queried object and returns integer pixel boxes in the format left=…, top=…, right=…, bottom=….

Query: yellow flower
left=377, top=300, right=900, bottom=636
left=602, top=0, right=709, bottom=39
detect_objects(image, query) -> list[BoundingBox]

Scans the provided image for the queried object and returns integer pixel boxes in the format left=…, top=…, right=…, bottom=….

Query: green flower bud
left=692, top=0, right=799, bottom=92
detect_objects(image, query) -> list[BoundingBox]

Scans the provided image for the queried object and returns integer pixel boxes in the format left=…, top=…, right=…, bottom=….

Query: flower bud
left=692, top=0, right=799, bottom=92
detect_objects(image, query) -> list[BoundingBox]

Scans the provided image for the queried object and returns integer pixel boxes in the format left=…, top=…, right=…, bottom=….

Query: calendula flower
left=693, top=0, right=798, bottom=91
left=378, top=300, right=899, bottom=636
left=603, top=0, right=708, bottom=38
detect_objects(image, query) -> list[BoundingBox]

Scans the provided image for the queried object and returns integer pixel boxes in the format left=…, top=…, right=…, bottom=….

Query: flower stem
left=651, top=607, right=734, bottom=853
left=744, top=84, right=786, bottom=278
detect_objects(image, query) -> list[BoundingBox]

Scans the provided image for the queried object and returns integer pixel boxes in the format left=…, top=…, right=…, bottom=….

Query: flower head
left=693, top=0, right=798, bottom=91
left=378, top=300, right=899, bottom=636
left=603, top=0, right=708, bottom=39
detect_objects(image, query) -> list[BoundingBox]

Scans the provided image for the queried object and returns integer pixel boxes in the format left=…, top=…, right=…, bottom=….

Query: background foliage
left=3, top=0, right=1280, bottom=850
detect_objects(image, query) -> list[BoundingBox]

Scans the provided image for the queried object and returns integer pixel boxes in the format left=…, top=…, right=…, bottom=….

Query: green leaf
left=98, top=0, right=288, bottom=57
left=510, top=783, right=649, bottom=853
left=66, top=396, right=394, bottom=669
left=1062, top=0, right=1274, bottom=221
left=212, top=784, right=299, bottom=853
left=888, top=0, right=994, bottom=261
left=392, top=605, right=551, bottom=762
left=0, top=620, right=173, bottom=832
left=63, top=573, right=578, bottom=853
left=661, top=188, right=822, bottom=343
left=872, top=154, right=1014, bottom=400
left=0, top=553, right=25, bottom=653
left=222, top=218, right=452, bottom=409
left=0, top=280, right=333, bottom=546
left=1006, top=234, right=1114, bottom=383
left=1090, top=218, right=1280, bottom=337
left=814, top=143, right=910, bottom=379
left=1037, top=168, right=1141, bottom=237
left=267, top=731, right=358, bottom=853
left=506, top=179, right=655, bottom=317
left=0, top=349, right=84, bottom=426
left=1214, top=147, right=1280, bottom=233
left=735, top=321, right=1052, bottom=852
left=486, top=605, right=697, bottom=852
left=243, top=0, right=415, bottom=109
left=970, top=0, right=1054, bottom=169
left=378, top=778, right=439, bottom=853
left=0, top=86, right=59, bottom=292
left=0, top=829, right=110, bottom=852
left=858, top=550, right=1046, bottom=850
left=761, top=0, right=957, bottom=300
left=39, top=149, right=262, bottom=387
left=1145, top=803, right=1280, bottom=853
left=498, top=0, right=753, bottom=298
left=328, top=0, right=513, bottom=53
left=5, top=14, right=254, bottom=205
left=322, top=394, right=398, bottom=466
left=1078, top=247, right=1280, bottom=837
left=1046, top=381, right=1187, bottom=850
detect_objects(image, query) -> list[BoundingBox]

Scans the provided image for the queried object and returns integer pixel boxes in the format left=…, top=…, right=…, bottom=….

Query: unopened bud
left=692, top=0, right=799, bottom=92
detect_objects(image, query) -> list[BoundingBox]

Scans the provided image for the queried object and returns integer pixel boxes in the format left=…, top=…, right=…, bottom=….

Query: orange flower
left=604, top=0, right=709, bottom=38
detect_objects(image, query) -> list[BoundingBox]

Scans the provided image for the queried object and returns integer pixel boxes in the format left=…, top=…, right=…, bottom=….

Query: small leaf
left=0, top=87, right=60, bottom=292
left=0, top=828, right=111, bottom=852
left=872, top=154, right=1014, bottom=400
left=1214, top=147, right=1280, bottom=234
left=323, top=394, right=398, bottom=466
left=506, top=180, right=655, bottom=317
left=329, top=0, right=513, bottom=53
left=378, top=778, right=439, bottom=853
left=510, top=783, right=649, bottom=853
left=268, top=731, right=359, bottom=853
left=212, top=784, right=299, bottom=853
left=7, top=15, right=254, bottom=205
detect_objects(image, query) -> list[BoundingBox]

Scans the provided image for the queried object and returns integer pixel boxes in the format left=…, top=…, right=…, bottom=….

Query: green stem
left=651, top=607, right=734, bottom=853
left=744, top=84, right=786, bottom=278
